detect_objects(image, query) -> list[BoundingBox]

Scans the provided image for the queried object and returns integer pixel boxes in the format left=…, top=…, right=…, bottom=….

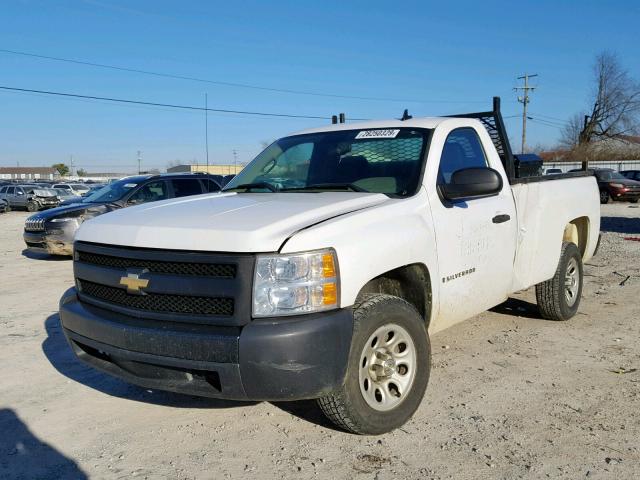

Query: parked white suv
left=59, top=98, right=600, bottom=434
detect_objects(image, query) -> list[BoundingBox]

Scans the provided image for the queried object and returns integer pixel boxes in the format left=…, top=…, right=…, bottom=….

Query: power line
left=514, top=73, right=538, bottom=154
left=529, top=112, right=569, bottom=123
left=0, top=47, right=500, bottom=105
left=528, top=118, right=564, bottom=130
left=0, top=85, right=347, bottom=120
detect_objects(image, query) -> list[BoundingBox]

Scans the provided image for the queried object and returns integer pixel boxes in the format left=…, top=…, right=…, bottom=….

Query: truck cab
left=59, top=98, right=600, bottom=434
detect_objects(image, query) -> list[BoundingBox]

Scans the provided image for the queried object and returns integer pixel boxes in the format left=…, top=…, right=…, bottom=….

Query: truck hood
left=76, top=192, right=389, bottom=252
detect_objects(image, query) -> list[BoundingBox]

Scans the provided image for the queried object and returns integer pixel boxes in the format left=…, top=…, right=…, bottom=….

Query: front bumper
left=23, top=230, right=73, bottom=256
left=609, top=188, right=640, bottom=201
left=59, top=288, right=353, bottom=401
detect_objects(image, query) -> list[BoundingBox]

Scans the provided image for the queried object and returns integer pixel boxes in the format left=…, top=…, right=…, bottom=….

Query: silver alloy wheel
left=564, top=257, right=580, bottom=307
left=359, top=323, right=417, bottom=412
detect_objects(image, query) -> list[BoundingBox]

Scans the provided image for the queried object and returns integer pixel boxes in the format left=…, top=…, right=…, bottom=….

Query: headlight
left=253, top=249, right=339, bottom=317
left=609, top=183, right=624, bottom=188
left=50, top=217, right=78, bottom=223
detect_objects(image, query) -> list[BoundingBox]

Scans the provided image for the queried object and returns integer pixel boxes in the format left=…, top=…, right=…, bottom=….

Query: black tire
left=535, top=242, right=583, bottom=321
left=599, top=190, right=610, bottom=204
left=27, top=202, right=39, bottom=212
left=317, top=294, right=430, bottom=435
left=630, top=198, right=639, bottom=204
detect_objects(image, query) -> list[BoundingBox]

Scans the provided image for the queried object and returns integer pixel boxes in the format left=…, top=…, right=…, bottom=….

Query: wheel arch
left=563, top=216, right=590, bottom=259
left=355, top=263, right=433, bottom=329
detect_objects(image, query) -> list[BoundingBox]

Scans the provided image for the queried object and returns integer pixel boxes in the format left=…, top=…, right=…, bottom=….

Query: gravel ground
left=1, top=203, right=639, bottom=479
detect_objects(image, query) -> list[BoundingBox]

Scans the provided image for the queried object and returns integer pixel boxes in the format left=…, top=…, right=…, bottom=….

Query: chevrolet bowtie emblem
left=120, top=270, right=150, bottom=294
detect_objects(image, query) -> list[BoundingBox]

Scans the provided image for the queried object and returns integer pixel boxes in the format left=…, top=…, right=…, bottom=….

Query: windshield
left=224, top=128, right=429, bottom=197
left=83, top=177, right=146, bottom=203
left=596, top=170, right=627, bottom=181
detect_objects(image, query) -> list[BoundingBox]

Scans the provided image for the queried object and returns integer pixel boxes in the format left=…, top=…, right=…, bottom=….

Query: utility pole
left=514, top=73, right=538, bottom=154
left=137, top=150, right=142, bottom=174
left=232, top=149, right=238, bottom=173
left=69, top=155, right=74, bottom=177
left=205, top=93, right=209, bottom=172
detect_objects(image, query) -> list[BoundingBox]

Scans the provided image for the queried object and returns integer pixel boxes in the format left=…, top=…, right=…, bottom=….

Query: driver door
left=14, top=187, right=27, bottom=208
left=429, top=127, right=517, bottom=328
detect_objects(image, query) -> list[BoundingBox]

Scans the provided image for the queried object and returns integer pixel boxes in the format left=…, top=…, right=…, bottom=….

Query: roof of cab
left=291, top=117, right=452, bottom=136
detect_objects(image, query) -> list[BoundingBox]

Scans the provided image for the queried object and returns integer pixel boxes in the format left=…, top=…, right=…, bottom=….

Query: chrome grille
left=25, top=217, right=46, bottom=232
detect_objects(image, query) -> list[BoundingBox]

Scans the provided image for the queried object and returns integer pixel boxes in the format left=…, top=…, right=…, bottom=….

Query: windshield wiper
left=281, top=183, right=368, bottom=193
left=223, top=182, right=278, bottom=192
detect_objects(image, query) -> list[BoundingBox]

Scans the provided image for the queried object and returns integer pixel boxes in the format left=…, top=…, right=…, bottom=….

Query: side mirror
left=440, top=167, right=503, bottom=201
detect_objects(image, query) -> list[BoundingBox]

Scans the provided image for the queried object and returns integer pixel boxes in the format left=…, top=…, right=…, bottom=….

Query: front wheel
left=630, top=198, right=639, bottom=204
left=600, top=190, right=610, bottom=204
left=317, top=294, right=430, bottom=435
left=535, top=242, right=583, bottom=321
left=27, top=201, right=39, bottom=212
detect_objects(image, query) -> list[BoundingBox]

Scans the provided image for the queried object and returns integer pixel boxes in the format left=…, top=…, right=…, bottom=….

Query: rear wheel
left=599, top=190, right=610, bottom=204
left=536, top=242, right=583, bottom=321
left=317, top=294, right=430, bottom=435
left=27, top=201, right=39, bottom=212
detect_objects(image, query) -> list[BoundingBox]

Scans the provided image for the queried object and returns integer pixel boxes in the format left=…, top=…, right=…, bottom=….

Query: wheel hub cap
left=359, top=324, right=417, bottom=412
left=564, top=257, right=580, bottom=307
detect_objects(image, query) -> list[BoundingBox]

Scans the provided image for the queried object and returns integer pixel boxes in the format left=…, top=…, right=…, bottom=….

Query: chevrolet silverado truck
left=59, top=98, right=600, bottom=434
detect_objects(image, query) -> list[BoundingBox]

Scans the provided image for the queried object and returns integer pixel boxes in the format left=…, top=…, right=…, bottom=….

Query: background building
left=0, top=167, right=59, bottom=180
left=167, top=164, right=244, bottom=175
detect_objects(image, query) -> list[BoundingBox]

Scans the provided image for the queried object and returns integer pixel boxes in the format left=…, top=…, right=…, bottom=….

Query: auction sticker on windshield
left=355, top=129, right=400, bottom=139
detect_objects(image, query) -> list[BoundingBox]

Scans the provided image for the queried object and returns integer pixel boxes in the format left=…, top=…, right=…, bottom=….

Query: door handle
left=492, top=214, right=511, bottom=224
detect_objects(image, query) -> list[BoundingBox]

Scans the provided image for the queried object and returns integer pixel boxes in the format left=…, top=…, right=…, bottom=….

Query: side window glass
left=0, top=187, right=5, bottom=193
left=438, top=128, right=488, bottom=184
left=171, top=179, right=203, bottom=198
left=7, top=187, right=15, bottom=195
left=128, top=181, right=169, bottom=204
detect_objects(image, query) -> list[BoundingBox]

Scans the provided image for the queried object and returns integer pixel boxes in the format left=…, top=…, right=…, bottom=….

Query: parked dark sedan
left=23, top=173, right=221, bottom=256
left=592, top=169, right=640, bottom=204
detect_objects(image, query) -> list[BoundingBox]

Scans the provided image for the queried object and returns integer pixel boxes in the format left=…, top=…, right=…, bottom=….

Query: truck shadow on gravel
left=0, top=408, right=87, bottom=479
left=41, top=314, right=255, bottom=410
left=21, top=249, right=70, bottom=261
left=490, top=297, right=545, bottom=320
left=600, top=216, right=640, bottom=234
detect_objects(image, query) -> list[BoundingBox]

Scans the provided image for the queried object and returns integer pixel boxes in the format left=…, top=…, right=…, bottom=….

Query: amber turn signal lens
left=322, top=282, right=337, bottom=305
left=322, top=253, right=336, bottom=278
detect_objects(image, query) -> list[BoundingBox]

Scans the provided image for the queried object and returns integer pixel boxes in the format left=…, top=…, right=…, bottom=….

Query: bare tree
left=559, top=113, right=584, bottom=149
left=579, top=51, right=640, bottom=144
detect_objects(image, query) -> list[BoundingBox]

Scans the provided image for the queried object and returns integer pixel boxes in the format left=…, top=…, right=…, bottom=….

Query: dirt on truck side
left=1, top=204, right=639, bottom=479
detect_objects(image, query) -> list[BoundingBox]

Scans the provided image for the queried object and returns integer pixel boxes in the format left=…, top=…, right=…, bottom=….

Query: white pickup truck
left=59, top=98, right=600, bottom=434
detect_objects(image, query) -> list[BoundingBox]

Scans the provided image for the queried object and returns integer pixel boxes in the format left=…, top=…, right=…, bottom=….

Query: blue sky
left=1, top=0, right=639, bottom=173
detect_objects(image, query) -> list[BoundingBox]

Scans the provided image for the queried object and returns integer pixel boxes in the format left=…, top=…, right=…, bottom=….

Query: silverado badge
left=120, top=269, right=150, bottom=294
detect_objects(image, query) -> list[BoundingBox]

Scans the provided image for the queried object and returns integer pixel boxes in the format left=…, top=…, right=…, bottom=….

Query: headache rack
left=448, top=97, right=590, bottom=184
